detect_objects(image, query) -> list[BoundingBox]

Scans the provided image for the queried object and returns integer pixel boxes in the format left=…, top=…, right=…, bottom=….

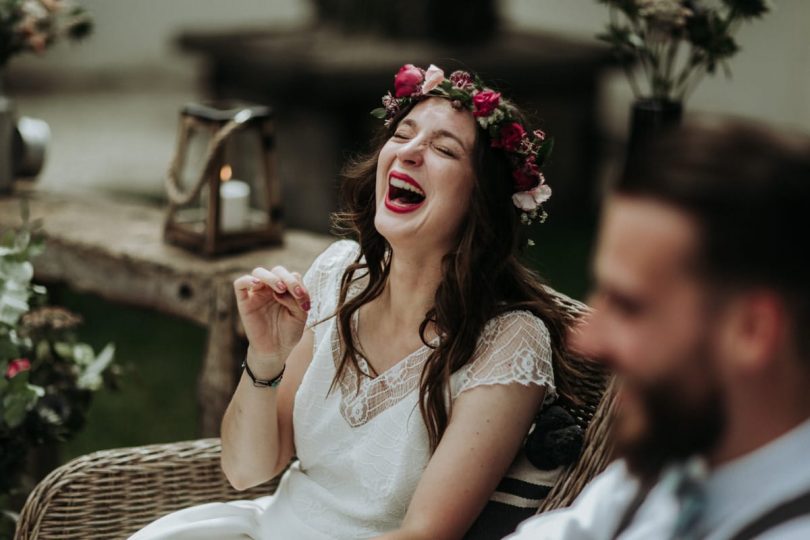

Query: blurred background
left=3, top=0, right=809, bottom=463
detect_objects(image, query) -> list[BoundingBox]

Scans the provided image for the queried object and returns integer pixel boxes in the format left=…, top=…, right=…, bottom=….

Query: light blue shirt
left=506, top=418, right=810, bottom=540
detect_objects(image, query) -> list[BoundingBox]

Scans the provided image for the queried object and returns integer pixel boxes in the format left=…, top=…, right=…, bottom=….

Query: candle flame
left=220, top=165, right=233, bottom=182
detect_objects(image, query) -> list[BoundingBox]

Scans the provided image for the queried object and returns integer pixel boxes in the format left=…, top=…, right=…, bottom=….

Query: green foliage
left=596, top=0, right=770, bottom=101
left=0, top=201, right=118, bottom=532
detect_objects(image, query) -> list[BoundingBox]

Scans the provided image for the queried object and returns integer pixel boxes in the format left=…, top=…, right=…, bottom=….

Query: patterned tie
left=669, top=458, right=709, bottom=540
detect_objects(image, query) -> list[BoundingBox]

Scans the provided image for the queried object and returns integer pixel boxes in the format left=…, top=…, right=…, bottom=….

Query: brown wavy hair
left=330, top=98, right=581, bottom=451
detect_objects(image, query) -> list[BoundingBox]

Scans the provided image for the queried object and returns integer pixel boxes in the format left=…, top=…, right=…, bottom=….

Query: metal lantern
left=164, top=102, right=283, bottom=256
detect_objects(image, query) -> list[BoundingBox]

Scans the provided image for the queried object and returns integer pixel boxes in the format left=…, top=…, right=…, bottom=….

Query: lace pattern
left=304, top=240, right=557, bottom=427
left=451, top=310, right=557, bottom=404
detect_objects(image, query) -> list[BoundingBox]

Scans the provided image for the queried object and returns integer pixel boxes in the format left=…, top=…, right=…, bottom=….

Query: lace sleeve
left=302, top=239, right=359, bottom=329
left=451, top=310, right=557, bottom=404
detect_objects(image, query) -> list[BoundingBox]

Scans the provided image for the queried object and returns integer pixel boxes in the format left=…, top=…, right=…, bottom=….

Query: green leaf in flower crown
left=370, top=108, right=388, bottom=119
left=447, top=88, right=473, bottom=105
left=77, top=343, right=115, bottom=391
left=536, top=138, right=555, bottom=166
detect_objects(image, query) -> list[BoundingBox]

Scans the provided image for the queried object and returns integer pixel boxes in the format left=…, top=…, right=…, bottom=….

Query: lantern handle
left=165, top=112, right=253, bottom=208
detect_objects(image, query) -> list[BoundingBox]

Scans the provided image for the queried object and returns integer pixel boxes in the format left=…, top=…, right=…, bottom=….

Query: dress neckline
left=350, top=307, right=439, bottom=380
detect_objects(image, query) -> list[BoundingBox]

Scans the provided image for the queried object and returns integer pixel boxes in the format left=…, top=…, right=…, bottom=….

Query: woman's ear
left=719, top=291, right=787, bottom=375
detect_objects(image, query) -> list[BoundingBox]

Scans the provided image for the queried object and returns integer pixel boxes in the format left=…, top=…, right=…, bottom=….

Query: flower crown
left=371, top=64, right=553, bottom=224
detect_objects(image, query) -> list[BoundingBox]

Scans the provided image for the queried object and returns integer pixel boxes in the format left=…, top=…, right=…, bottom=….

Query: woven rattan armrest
left=15, top=438, right=280, bottom=540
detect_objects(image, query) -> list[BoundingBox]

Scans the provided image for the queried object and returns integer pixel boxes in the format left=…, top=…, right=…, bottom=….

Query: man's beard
left=612, top=353, right=726, bottom=482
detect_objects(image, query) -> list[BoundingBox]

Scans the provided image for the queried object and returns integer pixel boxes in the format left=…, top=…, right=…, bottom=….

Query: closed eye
left=434, top=145, right=457, bottom=158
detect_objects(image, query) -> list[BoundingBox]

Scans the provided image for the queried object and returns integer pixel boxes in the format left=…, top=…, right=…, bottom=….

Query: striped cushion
left=464, top=451, right=562, bottom=539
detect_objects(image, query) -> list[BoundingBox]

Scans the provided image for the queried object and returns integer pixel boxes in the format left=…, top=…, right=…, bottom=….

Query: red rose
left=394, top=64, right=425, bottom=98
left=493, top=122, right=526, bottom=151
left=5, top=358, right=31, bottom=379
left=472, top=90, right=501, bottom=118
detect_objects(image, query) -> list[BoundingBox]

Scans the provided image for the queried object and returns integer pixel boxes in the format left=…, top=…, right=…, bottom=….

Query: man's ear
left=720, top=291, right=787, bottom=374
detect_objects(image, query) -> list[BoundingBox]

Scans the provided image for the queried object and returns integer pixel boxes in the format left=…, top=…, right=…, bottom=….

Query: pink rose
left=394, top=64, right=424, bottom=98
left=492, top=122, right=526, bottom=152
left=5, top=358, right=31, bottom=379
left=422, top=64, right=445, bottom=93
left=472, top=90, right=501, bottom=118
left=512, top=183, right=552, bottom=212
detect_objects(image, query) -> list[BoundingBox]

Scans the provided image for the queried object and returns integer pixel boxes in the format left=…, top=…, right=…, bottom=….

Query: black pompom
left=524, top=405, right=585, bottom=470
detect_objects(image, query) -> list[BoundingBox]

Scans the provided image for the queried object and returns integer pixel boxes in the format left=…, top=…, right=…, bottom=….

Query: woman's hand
left=233, top=265, right=311, bottom=369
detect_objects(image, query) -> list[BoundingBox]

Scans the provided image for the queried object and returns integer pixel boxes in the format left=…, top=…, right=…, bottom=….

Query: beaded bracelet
left=242, top=359, right=285, bottom=388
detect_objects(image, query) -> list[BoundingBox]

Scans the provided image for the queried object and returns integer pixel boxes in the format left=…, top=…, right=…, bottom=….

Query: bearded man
left=508, top=119, right=810, bottom=540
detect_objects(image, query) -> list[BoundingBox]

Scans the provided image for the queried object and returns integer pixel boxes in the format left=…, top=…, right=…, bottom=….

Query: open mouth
left=386, top=171, right=426, bottom=212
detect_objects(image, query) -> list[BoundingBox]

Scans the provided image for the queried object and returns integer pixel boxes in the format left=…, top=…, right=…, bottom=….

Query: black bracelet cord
left=242, top=358, right=285, bottom=388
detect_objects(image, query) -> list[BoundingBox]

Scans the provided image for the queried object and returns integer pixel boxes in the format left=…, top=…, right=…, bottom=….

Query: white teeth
left=389, top=178, right=425, bottom=197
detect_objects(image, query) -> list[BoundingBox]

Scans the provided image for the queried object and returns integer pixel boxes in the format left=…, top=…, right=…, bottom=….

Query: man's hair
left=616, top=118, right=810, bottom=359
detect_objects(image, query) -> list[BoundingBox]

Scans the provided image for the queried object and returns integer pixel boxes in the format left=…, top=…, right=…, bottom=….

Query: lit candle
left=219, top=165, right=251, bottom=233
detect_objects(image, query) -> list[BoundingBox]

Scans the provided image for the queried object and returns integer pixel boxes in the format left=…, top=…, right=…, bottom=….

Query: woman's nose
left=396, top=138, right=425, bottom=167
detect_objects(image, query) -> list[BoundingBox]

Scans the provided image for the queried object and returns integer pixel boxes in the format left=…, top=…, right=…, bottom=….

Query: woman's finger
left=270, top=266, right=310, bottom=310
left=251, top=267, right=288, bottom=294
left=234, top=274, right=259, bottom=292
left=272, top=291, right=308, bottom=323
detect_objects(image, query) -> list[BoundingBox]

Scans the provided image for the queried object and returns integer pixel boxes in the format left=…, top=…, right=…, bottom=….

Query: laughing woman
left=130, top=64, right=581, bottom=540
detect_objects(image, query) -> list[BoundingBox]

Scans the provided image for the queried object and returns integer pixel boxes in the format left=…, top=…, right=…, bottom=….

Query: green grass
left=47, top=286, right=206, bottom=462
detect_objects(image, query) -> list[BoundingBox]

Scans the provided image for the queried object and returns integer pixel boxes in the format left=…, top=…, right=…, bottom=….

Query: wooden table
left=0, top=188, right=333, bottom=436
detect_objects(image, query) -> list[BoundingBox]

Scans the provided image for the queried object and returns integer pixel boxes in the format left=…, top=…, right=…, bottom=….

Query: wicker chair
left=15, top=294, right=617, bottom=540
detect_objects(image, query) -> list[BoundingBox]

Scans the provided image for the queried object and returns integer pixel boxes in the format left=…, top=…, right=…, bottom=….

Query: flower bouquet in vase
left=596, top=0, right=770, bottom=154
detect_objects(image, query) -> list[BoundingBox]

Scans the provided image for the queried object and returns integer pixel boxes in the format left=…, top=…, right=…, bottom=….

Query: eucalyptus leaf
left=2, top=381, right=44, bottom=428
left=77, top=343, right=115, bottom=391
left=54, top=342, right=74, bottom=358
left=0, top=292, right=29, bottom=326
left=370, top=108, right=387, bottom=119
left=72, top=343, right=96, bottom=366
left=0, top=259, right=33, bottom=284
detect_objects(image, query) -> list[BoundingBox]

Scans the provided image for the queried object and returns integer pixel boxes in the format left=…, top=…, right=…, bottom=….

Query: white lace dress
left=129, top=240, right=556, bottom=540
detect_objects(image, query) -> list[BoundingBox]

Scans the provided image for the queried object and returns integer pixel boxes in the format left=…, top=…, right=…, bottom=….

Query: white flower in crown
left=512, top=183, right=552, bottom=212
left=422, top=64, right=445, bottom=93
